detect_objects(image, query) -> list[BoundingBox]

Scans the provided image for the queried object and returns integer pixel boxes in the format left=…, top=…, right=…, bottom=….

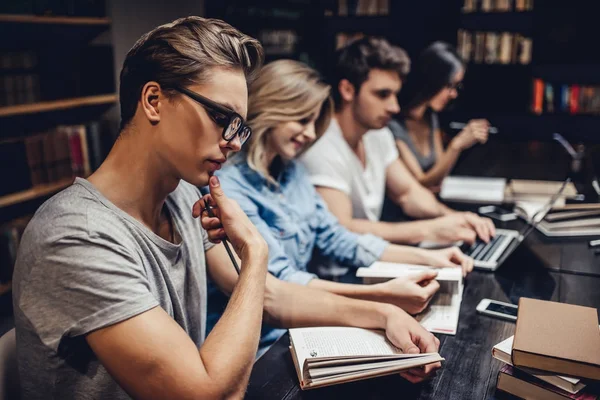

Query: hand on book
left=376, top=270, right=440, bottom=314
left=384, top=307, right=442, bottom=383
left=420, top=247, right=474, bottom=277
left=193, top=176, right=268, bottom=261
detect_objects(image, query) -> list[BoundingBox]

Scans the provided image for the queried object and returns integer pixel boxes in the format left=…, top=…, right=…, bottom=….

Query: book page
left=416, top=291, right=462, bottom=335
left=289, top=327, right=404, bottom=381
left=359, top=262, right=463, bottom=283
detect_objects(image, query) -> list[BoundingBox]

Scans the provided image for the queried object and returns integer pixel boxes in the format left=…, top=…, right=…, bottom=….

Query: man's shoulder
left=20, top=180, right=141, bottom=254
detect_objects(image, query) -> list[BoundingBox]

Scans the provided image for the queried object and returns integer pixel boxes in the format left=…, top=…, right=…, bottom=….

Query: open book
left=289, top=327, right=443, bottom=390
left=356, top=262, right=463, bottom=335
left=493, top=335, right=586, bottom=394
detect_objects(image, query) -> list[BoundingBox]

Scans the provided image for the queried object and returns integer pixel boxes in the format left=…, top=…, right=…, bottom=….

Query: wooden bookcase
left=0, top=3, right=117, bottom=295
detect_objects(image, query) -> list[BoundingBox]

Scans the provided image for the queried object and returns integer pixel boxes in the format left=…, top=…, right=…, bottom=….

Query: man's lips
left=207, top=159, right=226, bottom=170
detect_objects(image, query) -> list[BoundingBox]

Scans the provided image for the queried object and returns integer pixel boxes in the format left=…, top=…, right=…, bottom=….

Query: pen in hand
left=204, top=197, right=241, bottom=275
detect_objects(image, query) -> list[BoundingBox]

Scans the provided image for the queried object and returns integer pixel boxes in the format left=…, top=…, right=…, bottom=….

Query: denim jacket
left=206, top=159, right=389, bottom=353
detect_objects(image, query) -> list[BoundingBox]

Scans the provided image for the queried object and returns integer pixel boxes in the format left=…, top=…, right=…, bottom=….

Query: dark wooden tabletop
left=245, top=140, right=600, bottom=399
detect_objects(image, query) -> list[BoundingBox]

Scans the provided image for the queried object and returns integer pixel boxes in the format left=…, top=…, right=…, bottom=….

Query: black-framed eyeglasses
left=447, top=81, right=464, bottom=92
left=174, top=86, right=252, bottom=145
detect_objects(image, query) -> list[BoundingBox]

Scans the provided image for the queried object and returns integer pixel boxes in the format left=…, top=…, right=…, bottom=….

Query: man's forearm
left=342, top=218, right=428, bottom=244
left=200, top=249, right=268, bottom=397
left=397, top=188, right=451, bottom=219
left=308, top=278, right=385, bottom=302
left=264, top=276, right=393, bottom=331
left=380, top=244, right=431, bottom=265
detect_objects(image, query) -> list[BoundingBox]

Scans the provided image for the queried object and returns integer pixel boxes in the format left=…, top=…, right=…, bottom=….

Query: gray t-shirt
left=389, top=112, right=439, bottom=173
left=12, top=177, right=214, bottom=400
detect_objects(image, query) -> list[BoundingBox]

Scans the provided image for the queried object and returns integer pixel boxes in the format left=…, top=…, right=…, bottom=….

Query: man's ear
left=141, top=81, right=162, bottom=125
left=338, top=79, right=356, bottom=103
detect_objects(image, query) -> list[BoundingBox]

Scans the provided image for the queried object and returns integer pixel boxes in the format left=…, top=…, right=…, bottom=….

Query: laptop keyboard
left=462, top=233, right=511, bottom=262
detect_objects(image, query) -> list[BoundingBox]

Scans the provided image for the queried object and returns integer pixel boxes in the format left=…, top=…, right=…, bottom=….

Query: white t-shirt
left=301, top=118, right=399, bottom=221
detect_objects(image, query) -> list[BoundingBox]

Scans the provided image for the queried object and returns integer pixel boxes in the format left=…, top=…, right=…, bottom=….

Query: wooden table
left=246, top=141, right=600, bottom=399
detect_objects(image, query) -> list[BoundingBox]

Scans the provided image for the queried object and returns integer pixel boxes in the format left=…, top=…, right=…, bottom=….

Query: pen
left=449, top=121, right=498, bottom=134
left=204, top=197, right=241, bottom=275
left=589, top=239, right=600, bottom=248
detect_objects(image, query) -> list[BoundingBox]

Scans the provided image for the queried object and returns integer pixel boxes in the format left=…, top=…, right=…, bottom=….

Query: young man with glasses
left=300, top=38, right=495, bottom=253
left=13, top=18, right=441, bottom=399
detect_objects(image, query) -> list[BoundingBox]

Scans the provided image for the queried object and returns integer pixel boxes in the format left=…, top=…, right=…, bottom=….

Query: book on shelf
left=493, top=335, right=587, bottom=394
left=0, top=51, right=41, bottom=107
left=459, top=30, right=532, bottom=65
left=356, top=262, right=463, bottom=335
left=531, top=80, right=600, bottom=115
left=474, top=31, right=486, bottom=64
left=499, top=32, right=513, bottom=64
left=288, top=326, right=443, bottom=390
left=1, top=122, right=112, bottom=199
left=484, top=32, right=499, bottom=64
left=333, top=0, right=389, bottom=16
left=457, top=29, right=472, bottom=62
left=481, top=0, right=493, bottom=12
left=512, top=298, right=600, bottom=380
left=497, top=365, right=597, bottom=400
left=461, top=0, right=476, bottom=13
left=258, top=30, right=298, bottom=56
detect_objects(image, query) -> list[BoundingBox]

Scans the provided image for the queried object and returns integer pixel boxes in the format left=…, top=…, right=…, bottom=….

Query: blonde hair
left=119, top=16, right=263, bottom=130
left=245, top=59, right=333, bottom=184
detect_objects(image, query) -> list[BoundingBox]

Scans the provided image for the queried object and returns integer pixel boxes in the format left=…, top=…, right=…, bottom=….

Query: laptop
left=461, top=178, right=570, bottom=271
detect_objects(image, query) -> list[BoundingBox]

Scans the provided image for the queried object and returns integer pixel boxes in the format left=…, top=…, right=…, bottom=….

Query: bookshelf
left=0, top=178, right=73, bottom=209
left=0, top=94, right=117, bottom=118
left=0, top=14, right=110, bottom=25
left=448, top=0, right=600, bottom=142
left=0, top=0, right=117, bottom=296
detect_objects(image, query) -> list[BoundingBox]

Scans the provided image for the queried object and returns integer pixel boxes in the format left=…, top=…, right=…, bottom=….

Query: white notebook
left=440, top=176, right=507, bottom=204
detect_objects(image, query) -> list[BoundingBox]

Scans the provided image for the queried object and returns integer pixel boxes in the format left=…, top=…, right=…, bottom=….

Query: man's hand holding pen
left=193, top=175, right=268, bottom=270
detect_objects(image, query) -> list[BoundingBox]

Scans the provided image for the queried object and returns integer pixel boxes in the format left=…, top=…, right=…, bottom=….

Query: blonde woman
left=208, top=60, right=473, bottom=352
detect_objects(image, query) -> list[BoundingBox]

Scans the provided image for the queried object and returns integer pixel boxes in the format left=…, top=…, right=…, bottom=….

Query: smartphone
left=478, top=205, right=517, bottom=222
left=476, top=298, right=518, bottom=321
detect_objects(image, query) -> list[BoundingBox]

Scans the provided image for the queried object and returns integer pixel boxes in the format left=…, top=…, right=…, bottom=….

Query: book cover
left=512, top=298, right=600, bottom=380
left=497, top=365, right=597, bottom=400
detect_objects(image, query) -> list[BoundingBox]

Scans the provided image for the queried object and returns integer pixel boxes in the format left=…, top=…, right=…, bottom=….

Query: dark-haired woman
left=390, top=41, right=490, bottom=190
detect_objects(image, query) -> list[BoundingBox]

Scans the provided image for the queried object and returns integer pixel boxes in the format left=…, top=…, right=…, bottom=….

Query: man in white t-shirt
left=301, top=37, right=495, bottom=246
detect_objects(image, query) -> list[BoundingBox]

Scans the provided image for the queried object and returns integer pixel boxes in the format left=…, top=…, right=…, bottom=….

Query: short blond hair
left=119, top=16, right=264, bottom=130
left=245, top=60, right=333, bottom=184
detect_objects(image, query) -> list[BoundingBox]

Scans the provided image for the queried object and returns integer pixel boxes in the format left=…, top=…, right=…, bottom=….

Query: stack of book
left=492, top=298, right=600, bottom=399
